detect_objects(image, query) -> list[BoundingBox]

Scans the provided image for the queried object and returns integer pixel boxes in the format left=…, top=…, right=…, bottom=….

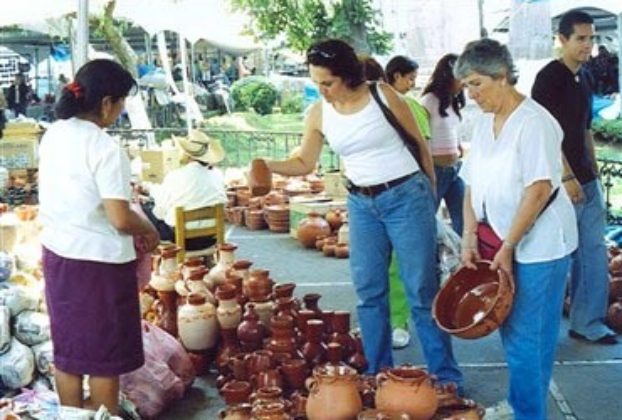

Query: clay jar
left=250, top=299, right=275, bottom=328
left=153, top=290, right=178, bottom=337
left=217, top=328, right=241, bottom=373
left=249, top=159, right=273, bottom=196
left=221, top=380, right=252, bottom=405
left=329, top=311, right=356, bottom=358
left=322, top=237, right=338, bottom=257
left=375, top=365, right=438, bottom=420
left=303, top=293, right=322, bottom=317
left=334, top=243, right=349, bottom=259
left=250, top=386, right=284, bottom=407
left=306, top=365, right=362, bottom=420
left=325, top=209, right=344, bottom=231
left=207, top=243, right=238, bottom=286
left=607, top=301, right=622, bottom=332
left=251, top=370, right=284, bottom=392
left=301, top=319, right=327, bottom=366
left=274, top=282, right=296, bottom=299
left=267, top=315, right=297, bottom=357
left=216, top=284, right=242, bottom=329
left=251, top=402, right=291, bottom=420
left=297, top=212, right=331, bottom=249
left=177, top=293, right=219, bottom=351
left=246, top=269, right=273, bottom=301
left=245, top=349, right=275, bottom=377
left=218, top=403, right=252, bottom=420
left=280, top=358, right=309, bottom=394
left=237, top=303, right=265, bottom=352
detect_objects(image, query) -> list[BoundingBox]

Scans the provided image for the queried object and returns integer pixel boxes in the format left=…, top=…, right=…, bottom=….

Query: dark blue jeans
left=434, top=162, right=465, bottom=236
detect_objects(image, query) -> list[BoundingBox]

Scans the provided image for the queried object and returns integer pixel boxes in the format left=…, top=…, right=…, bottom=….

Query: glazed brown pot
left=434, top=399, right=485, bottom=419
left=221, top=380, right=252, bottom=405
left=607, top=301, right=622, bottom=332
left=325, top=209, right=344, bottom=231
left=375, top=365, right=437, bottom=420
left=297, top=212, right=331, bottom=249
left=280, top=358, right=309, bottom=393
left=433, top=261, right=514, bottom=339
left=245, top=349, right=274, bottom=376
left=249, top=159, right=273, bottom=197
left=218, top=403, right=252, bottom=420
left=237, top=303, right=265, bottom=352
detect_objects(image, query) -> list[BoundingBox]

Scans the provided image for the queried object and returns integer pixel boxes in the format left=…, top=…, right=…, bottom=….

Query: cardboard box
left=289, top=197, right=346, bottom=238
left=0, top=137, right=39, bottom=169
left=323, top=171, right=348, bottom=199
left=140, top=148, right=180, bottom=183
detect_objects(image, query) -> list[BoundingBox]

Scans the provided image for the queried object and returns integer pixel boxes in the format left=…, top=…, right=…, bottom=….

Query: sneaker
left=484, top=400, right=514, bottom=420
left=568, top=329, right=618, bottom=345
left=391, top=327, right=410, bottom=349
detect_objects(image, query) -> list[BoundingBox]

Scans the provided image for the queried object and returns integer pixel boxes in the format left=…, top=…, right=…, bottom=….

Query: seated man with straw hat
left=140, top=129, right=227, bottom=250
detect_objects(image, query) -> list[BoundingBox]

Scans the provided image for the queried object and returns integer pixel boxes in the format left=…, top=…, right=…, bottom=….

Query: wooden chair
left=174, top=203, right=225, bottom=262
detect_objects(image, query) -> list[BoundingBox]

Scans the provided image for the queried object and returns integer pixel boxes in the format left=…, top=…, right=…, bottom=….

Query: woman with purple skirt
left=38, top=59, right=160, bottom=415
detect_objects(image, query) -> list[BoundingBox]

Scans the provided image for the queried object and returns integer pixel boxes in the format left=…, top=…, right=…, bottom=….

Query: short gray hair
left=454, top=38, right=518, bottom=85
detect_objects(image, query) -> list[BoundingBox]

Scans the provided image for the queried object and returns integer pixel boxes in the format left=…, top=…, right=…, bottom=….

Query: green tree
left=232, top=0, right=392, bottom=53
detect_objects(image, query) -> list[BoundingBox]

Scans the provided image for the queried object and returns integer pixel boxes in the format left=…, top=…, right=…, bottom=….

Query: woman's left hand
left=490, top=244, right=513, bottom=273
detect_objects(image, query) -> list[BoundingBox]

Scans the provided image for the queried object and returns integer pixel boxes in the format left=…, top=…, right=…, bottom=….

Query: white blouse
left=460, top=98, right=577, bottom=263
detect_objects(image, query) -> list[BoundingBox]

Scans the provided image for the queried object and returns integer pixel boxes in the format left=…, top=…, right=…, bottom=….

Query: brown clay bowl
left=433, top=261, right=514, bottom=339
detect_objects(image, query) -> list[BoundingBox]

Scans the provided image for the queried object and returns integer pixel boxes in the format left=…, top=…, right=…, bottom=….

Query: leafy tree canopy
left=232, top=0, right=392, bottom=54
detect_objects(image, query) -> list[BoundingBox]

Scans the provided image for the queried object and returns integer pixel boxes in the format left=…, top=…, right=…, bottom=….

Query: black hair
left=306, top=39, right=364, bottom=89
left=559, top=9, right=594, bottom=39
left=359, top=54, right=386, bottom=82
left=385, top=56, right=419, bottom=84
left=423, top=54, right=465, bottom=119
left=55, top=59, right=137, bottom=120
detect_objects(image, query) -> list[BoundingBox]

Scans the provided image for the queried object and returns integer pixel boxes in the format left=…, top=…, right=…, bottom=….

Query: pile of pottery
left=297, top=210, right=350, bottom=259
left=606, top=246, right=622, bottom=331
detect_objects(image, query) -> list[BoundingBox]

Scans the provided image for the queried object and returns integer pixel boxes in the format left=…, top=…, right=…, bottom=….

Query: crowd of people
left=32, top=7, right=618, bottom=420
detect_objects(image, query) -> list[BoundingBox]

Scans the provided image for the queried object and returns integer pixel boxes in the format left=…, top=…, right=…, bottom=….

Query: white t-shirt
left=150, top=161, right=227, bottom=227
left=38, top=118, right=135, bottom=263
left=460, top=98, right=577, bottom=263
left=420, top=93, right=462, bottom=156
left=321, top=88, right=418, bottom=186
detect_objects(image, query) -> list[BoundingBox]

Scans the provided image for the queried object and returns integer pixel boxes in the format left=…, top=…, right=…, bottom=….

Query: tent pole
left=75, top=0, right=89, bottom=69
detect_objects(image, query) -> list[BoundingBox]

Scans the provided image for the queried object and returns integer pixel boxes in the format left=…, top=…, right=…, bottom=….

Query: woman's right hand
left=138, top=228, right=160, bottom=253
left=461, top=231, right=480, bottom=269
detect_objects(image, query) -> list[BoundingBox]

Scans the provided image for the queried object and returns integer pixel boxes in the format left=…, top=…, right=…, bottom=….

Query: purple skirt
left=42, top=247, right=144, bottom=376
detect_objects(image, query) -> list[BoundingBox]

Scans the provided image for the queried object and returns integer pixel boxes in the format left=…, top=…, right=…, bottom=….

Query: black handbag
left=369, top=82, right=422, bottom=169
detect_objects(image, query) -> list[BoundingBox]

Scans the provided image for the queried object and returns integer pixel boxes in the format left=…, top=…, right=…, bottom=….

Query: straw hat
left=173, top=130, right=225, bottom=164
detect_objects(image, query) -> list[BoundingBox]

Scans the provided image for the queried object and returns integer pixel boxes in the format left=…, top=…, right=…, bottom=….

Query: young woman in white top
left=456, top=39, right=577, bottom=420
left=255, top=39, right=463, bottom=389
left=38, top=59, right=159, bottom=415
left=421, top=54, right=466, bottom=235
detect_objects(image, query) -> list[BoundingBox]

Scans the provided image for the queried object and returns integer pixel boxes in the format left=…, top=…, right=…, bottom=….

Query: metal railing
left=599, top=157, right=622, bottom=225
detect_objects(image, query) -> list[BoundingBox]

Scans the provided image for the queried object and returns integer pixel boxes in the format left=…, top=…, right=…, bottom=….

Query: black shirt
left=531, top=60, right=596, bottom=184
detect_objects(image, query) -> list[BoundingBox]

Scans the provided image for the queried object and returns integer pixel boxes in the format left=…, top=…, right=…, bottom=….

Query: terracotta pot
left=218, top=403, right=252, bottom=420
left=297, top=212, right=331, bottom=249
left=187, top=349, right=212, bottom=376
left=251, top=402, right=291, bottom=420
left=609, top=276, right=622, bottom=302
left=357, top=409, right=408, bottom=420
left=607, top=301, right=622, bottom=332
left=178, top=293, right=218, bottom=351
left=280, top=358, right=309, bottom=393
left=250, top=299, right=276, bottom=328
left=274, top=282, right=296, bottom=299
left=329, top=311, right=355, bottom=359
left=252, top=369, right=283, bottom=390
left=246, top=269, right=274, bottom=301
left=375, top=365, right=438, bottom=420
left=153, top=290, right=178, bottom=337
left=348, top=333, right=369, bottom=373
left=435, top=399, right=485, bottom=420
left=325, top=209, right=344, bottom=232
left=301, top=319, right=327, bottom=366
left=303, top=293, right=322, bottom=317
left=306, top=365, right=362, bottom=420
left=249, top=159, right=273, bottom=197
left=237, top=303, right=265, bottom=352
left=433, top=261, right=514, bottom=339
left=334, top=243, right=349, bottom=259
left=228, top=353, right=249, bottom=381
left=221, top=380, right=252, bottom=405
left=245, top=349, right=275, bottom=376
left=267, top=315, right=297, bottom=356
left=217, top=328, right=241, bottom=373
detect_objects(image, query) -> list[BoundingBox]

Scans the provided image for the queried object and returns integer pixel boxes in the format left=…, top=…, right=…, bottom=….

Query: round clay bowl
left=433, top=261, right=514, bottom=339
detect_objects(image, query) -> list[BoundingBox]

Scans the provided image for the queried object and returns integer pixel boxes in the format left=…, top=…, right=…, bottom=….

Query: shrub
left=230, top=76, right=278, bottom=115
left=281, top=93, right=304, bottom=114
left=593, top=119, right=622, bottom=144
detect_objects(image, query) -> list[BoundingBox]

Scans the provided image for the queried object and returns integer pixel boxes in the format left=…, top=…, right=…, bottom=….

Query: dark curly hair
left=422, top=54, right=465, bottom=120
left=306, top=39, right=365, bottom=89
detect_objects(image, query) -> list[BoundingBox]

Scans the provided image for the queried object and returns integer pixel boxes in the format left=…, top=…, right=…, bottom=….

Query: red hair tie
left=66, top=82, right=83, bottom=98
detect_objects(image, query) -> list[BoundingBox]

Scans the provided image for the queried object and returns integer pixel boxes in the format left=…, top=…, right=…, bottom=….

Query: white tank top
left=321, top=89, right=419, bottom=186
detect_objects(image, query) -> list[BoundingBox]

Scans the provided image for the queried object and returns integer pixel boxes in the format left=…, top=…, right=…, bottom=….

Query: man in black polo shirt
left=532, top=9, right=616, bottom=344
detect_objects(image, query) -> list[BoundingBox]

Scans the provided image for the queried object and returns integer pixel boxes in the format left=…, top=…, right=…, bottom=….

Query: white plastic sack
left=0, top=284, right=39, bottom=316
left=437, top=217, right=462, bottom=285
left=0, top=337, right=35, bottom=389
left=0, top=305, right=10, bottom=355
left=14, top=310, right=51, bottom=346
left=32, top=340, right=54, bottom=375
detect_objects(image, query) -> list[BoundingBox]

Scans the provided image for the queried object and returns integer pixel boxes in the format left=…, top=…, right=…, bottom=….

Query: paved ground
left=160, top=225, right=622, bottom=419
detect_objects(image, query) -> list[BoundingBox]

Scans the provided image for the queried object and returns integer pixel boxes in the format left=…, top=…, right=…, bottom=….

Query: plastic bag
left=14, top=310, right=51, bottom=346
left=0, top=284, right=39, bottom=317
left=0, top=305, right=9, bottom=355
left=32, top=340, right=54, bottom=375
left=0, top=337, right=35, bottom=389
left=437, top=217, right=462, bottom=285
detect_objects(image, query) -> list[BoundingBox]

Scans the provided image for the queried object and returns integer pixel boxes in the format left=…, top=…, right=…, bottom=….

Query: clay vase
left=607, top=301, right=622, bottom=332
left=274, top=282, right=296, bottom=299
left=218, top=403, right=252, bottom=420
left=325, top=209, right=344, bottom=232
left=252, top=369, right=283, bottom=390
left=246, top=269, right=274, bottom=302
left=180, top=257, right=205, bottom=279
left=249, top=159, right=273, bottom=197
left=176, top=267, right=215, bottom=304
left=375, top=365, right=438, bottom=420
left=228, top=353, right=250, bottom=381
left=303, top=293, right=322, bottom=318
left=250, top=386, right=284, bottom=408
left=329, top=311, right=356, bottom=359
left=325, top=342, right=344, bottom=367
left=347, top=333, right=369, bottom=374
left=267, top=315, right=298, bottom=357
left=216, top=284, right=243, bottom=329
left=153, top=290, right=178, bottom=337
left=280, top=358, right=309, bottom=394
left=245, top=349, right=275, bottom=377
left=157, top=245, right=181, bottom=278
left=296, top=309, right=316, bottom=345
left=251, top=299, right=276, bottom=328
left=609, top=276, right=622, bottom=302
left=237, top=303, right=265, bottom=352
left=177, top=293, right=219, bottom=351
left=276, top=296, right=298, bottom=320
left=217, top=328, right=241, bottom=373
left=306, top=365, right=362, bottom=420
left=301, top=319, right=327, bottom=366
left=251, top=402, right=291, bottom=420
left=221, top=380, right=252, bottom=405
left=207, top=243, right=238, bottom=286
left=232, top=259, right=253, bottom=285
left=297, top=212, right=331, bottom=249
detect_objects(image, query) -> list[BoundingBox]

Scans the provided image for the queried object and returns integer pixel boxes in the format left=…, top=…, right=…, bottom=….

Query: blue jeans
left=501, top=255, right=571, bottom=420
left=348, top=172, right=462, bottom=385
left=434, top=163, right=465, bottom=236
left=569, top=179, right=613, bottom=339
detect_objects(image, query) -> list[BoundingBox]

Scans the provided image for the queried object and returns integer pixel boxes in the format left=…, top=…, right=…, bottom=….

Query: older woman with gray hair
left=455, top=38, right=577, bottom=420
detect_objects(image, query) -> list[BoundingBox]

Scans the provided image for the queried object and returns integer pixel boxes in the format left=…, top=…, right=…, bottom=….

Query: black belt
left=345, top=172, right=415, bottom=197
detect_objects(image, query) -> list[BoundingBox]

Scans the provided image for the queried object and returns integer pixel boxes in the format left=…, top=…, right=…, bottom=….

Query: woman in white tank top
left=255, top=39, right=463, bottom=389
